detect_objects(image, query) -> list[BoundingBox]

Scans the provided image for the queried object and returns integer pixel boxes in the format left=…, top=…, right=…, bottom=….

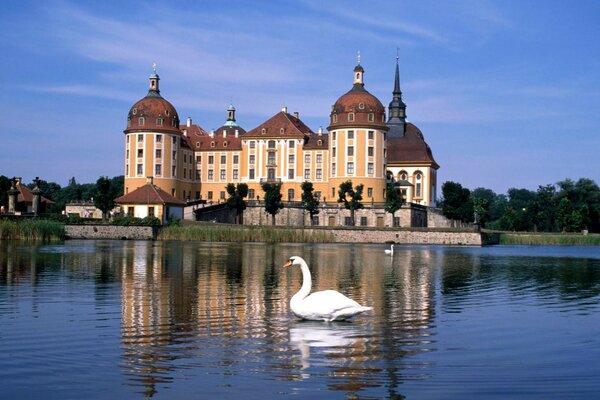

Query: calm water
left=1, top=241, right=599, bottom=399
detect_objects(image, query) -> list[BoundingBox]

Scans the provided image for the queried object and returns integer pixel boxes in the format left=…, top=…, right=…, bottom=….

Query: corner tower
left=327, top=56, right=388, bottom=203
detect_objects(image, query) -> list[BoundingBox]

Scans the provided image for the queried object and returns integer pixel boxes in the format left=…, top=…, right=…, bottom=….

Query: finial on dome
left=357, top=50, right=361, bottom=65
left=152, top=62, right=157, bottom=73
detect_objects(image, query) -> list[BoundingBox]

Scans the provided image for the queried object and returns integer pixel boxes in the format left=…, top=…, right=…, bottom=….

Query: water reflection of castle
left=118, top=241, right=435, bottom=397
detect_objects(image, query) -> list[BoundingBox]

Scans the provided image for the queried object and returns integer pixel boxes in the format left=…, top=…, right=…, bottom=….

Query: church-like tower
left=327, top=56, right=388, bottom=203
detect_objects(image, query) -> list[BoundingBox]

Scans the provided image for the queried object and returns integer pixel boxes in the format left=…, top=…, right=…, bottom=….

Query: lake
left=1, top=240, right=599, bottom=399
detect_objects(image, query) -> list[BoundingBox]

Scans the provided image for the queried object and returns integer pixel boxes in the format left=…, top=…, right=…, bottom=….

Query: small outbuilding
left=114, top=177, right=185, bottom=224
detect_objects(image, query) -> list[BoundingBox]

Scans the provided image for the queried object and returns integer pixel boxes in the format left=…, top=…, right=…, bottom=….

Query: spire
left=387, top=54, right=407, bottom=136
left=147, top=63, right=161, bottom=97
left=224, top=104, right=239, bottom=127
left=353, top=51, right=364, bottom=88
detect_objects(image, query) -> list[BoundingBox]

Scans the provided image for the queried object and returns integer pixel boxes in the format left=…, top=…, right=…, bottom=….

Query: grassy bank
left=0, top=219, right=66, bottom=241
left=159, top=223, right=335, bottom=243
left=499, top=232, right=600, bottom=246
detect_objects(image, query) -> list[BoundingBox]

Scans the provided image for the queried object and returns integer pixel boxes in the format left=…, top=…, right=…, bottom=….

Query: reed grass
left=499, top=233, right=600, bottom=246
left=158, top=223, right=335, bottom=243
left=0, top=219, right=66, bottom=241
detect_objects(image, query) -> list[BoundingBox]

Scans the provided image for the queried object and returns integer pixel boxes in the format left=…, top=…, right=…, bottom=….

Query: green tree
left=300, top=181, right=320, bottom=225
left=261, top=182, right=284, bottom=225
left=0, top=175, right=12, bottom=209
left=384, top=182, right=403, bottom=225
left=337, top=180, right=364, bottom=226
left=94, top=176, right=115, bottom=220
left=226, top=183, right=249, bottom=224
left=441, top=181, right=472, bottom=222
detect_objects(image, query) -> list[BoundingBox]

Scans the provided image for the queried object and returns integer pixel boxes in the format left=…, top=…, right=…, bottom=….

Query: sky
left=1, top=0, right=599, bottom=195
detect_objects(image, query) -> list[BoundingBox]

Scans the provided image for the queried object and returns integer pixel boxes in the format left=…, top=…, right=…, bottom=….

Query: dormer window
left=359, top=103, right=365, bottom=110
left=332, top=114, right=338, bottom=123
left=280, top=128, right=285, bottom=134
left=138, top=117, right=145, bottom=126
left=318, top=140, right=322, bottom=146
left=165, top=110, right=170, bottom=116
left=261, top=128, right=266, bottom=134
left=348, top=113, right=355, bottom=122
left=223, top=141, right=228, bottom=147
left=196, top=141, right=200, bottom=148
left=156, top=118, right=163, bottom=126
left=127, top=118, right=131, bottom=127
left=132, top=108, right=137, bottom=115
left=211, top=141, right=216, bottom=148
left=368, top=113, right=374, bottom=122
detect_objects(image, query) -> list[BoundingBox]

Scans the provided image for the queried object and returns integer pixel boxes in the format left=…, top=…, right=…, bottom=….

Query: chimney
left=318, top=126, right=323, bottom=136
left=210, top=129, right=215, bottom=138
left=15, top=177, right=22, bottom=185
left=281, top=106, right=287, bottom=113
left=293, top=111, right=299, bottom=119
left=183, top=129, right=187, bottom=136
left=235, top=129, right=239, bottom=138
left=187, top=117, right=192, bottom=127
left=146, top=176, right=154, bottom=185
left=223, top=130, right=227, bottom=138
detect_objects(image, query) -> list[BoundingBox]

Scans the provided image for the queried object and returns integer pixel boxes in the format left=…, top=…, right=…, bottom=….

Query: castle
left=121, top=56, right=439, bottom=225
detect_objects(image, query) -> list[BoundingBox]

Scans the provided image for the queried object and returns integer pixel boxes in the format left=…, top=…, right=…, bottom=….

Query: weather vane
left=357, top=50, right=361, bottom=65
left=152, top=62, right=157, bottom=73
left=396, top=47, right=399, bottom=61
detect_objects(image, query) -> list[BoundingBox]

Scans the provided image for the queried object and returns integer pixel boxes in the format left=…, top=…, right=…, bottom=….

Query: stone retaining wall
left=66, top=225, right=157, bottom=240
left=305, top=228, right=484, bottom=245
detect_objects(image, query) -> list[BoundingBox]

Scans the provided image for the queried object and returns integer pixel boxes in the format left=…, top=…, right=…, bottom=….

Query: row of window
left=332, top=113, right=381, bottom=123
left=127, top=117, right=177, bottom=128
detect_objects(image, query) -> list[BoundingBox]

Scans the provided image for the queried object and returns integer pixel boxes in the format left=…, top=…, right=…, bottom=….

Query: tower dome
left=125, top=68, right=180, bottom=134
left=328, top=59, right=387, bottom=130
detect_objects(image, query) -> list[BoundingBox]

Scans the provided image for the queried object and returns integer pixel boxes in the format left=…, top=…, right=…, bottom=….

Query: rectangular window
left=183, top=169, right=187, bottom=179
left=268, top=153, right=275, bottom=165
left=249, top=189, right=255, bottom=199
left=311, top=216, right=319, bottom=226
left=367, top=187, right=373, bottom=197
left=196, top=155, right=201, bottom=163
left=368, top=163, right=374, bottom=175
left=127, top=206, right=134, bottom=216
left=156, top=134, right=162, bottom=143
left=289, top=140, right=295, bottom=148
left=172, top=150, right=176, bottom=160
left=368, top=113, right=374, bottom=122
left=155, top=149, right=161, bottom=158
left=289, top=154, right=295, bottom=164
left=137, top=148, right=143, bottom=158
left=416, top=182, right=422, bottom=197
left=361, top=216, right=368, bottom=226
left=172, top=136, right=177, bottom=145
left=233, top=169, right=238, bottom=179
left=137, top=134, right=143, bottom=142
left=126, top=149, right=129, bottom=159
left=249, top=155, right=255, bottom=164
left=368, top=131, right=374, bottom=140
left=348, top=130, right=354, bottom=139
left=138, top=117, right=144, bottom=126
left=316, top=154, right=322, bottom=164
left=220, top=169, right=226, bottom=180
left=305, top=154, right=311, bottom=164
left=249, top=169, right=255, bottom=179
left=348, top=146, right=354, bottom=156
left=332, top=147, right=336, bottom=157
left=137, top=164, right=143, bottom=175
left=148, top=206, right=155, bottom=217
left=184, top=154, right=187, bottom=163
left=348, top=113, right=354, bottom=122
left=155, top=164, right=161, bottom=176
left=332, top=132, right=336, bottom=141
left=393, top=217, right=400, bottom=227
left=196, top=170, right=200, bottom=180
left=304, top=169, right=310, bottom=179
left=344, top=216, right=352, bottom=225
left=220, top=191, right=225, bottom=200
left=208, top=155, right=214, bottom=164
left=347, top=162, right=354, bottom=174
left=316, top=169, right=322, bottom=179
left=233, top=155, right=239, bottom=164
left=332, top=163, right=336, bottom=177
left=368, top=146, right=373, bottom=157
left=208, top=191, right=213, bottom=200
left=249, top=141, right=256, bottom=149
left=156, top=118, right=163, bottom=126
left=208, top=170, right=213, bottom=180
left=315, top=191, right=321, bottom=201
left=288, top=169, right=294, bottom=179
left=172, top=166, right=176, bottom=177
left=221, top=155, right=226, bottom=164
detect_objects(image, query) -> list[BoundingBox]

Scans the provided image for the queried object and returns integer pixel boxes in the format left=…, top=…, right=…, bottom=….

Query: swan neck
left=294, top=260, right=312, bottom=301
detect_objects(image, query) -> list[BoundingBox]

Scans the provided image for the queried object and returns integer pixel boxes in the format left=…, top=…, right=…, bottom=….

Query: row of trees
left=0, top=175, right=124, bottom=219
left=226, top=180, right=405, bottom=226
left=440, top=178, right=600, bottom=233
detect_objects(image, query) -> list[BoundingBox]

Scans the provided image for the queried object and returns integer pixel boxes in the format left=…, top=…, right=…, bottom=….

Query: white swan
left=283, top=256, right=373, bottom=322
left=385, top=244, right=394, bottom=255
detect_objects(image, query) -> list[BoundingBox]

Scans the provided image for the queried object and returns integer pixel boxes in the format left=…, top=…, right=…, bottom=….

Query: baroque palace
left=122, top=57, right=439, bottom=224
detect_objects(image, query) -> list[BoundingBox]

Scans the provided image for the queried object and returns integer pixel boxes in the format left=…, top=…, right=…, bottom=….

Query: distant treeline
left=0, top=175, right=124, bottom=214
left=440, top=178, right=600, bottom=233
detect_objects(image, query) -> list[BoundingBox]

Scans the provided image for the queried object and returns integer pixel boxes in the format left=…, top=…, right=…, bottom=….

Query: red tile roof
left=115, top=183, right=186, bottom=206
left=386, top=123, right=439, bottom=168
left=245, top=111, right=314, bottom=138
left=16, top=182, right=55, bottom=204
left=183, top=124, right=242, bottom=151
left=304, top=133, right=329, bottom=149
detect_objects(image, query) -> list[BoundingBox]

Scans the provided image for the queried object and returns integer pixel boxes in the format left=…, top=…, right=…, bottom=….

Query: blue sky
left=1, top=0, right=599, bottom=194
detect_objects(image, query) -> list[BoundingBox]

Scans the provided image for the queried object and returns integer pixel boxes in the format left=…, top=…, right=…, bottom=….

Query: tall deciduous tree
left=226, top=182, right=249, bottom=224
left=261, top=182, right=283, bottom=225
left=385, top=182, right=403, bottom=224
left=301, top=181, right=320, bottom=225
left=441, top=181, right=473, bottom=222
left=94, top=176, right=115, bottom=220
left=337, top=180, right=364, bottom=226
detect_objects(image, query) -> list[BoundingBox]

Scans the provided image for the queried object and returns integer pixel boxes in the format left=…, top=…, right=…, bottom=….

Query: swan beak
left=282, top=260, right=293, bottom=269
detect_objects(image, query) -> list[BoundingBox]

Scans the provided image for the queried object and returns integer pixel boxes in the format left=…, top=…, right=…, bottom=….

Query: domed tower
left=327, top=55, right=388, bottom=203
left=124, top=67, right=195, bottom=201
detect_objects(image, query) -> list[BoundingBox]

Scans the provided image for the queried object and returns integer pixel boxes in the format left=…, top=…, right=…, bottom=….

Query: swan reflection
left=289, top=321, right=367, bottom=376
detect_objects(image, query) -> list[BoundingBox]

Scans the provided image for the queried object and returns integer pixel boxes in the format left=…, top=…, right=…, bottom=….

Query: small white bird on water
left=283, top=256, right=373, bottom=322
left=385, top=244, right=394, bottom=255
